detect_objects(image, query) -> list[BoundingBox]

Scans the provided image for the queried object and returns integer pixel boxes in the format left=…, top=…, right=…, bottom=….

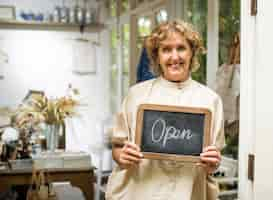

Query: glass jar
left=60, top=0, right=69, bottom=23
left=53, top=6, right=60, bottom=23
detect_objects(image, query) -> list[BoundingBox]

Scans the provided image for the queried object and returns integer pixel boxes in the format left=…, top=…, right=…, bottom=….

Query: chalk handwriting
left=151, top=118, right=193, bottom=147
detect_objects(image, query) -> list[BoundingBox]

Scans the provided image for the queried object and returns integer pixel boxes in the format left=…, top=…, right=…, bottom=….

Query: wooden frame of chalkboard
left=135, top=104, right=211, bottom=162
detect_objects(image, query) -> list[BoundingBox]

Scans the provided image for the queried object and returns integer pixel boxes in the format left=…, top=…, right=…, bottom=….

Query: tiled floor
left=53, top=183, right=106, bottom=200
left=4, top=182, right=102, bottom=200
left=53, top=183, right=85, bottom=200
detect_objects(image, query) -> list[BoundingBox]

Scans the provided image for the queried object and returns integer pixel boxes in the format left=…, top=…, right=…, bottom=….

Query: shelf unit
left=219, top=190, right=237, bottom=197
left=0, top=19, right=105, bottom=32
left=216, top=177, right=238, bottom=184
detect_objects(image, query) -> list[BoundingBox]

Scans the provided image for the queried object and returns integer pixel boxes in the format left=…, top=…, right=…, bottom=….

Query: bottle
left=85, top=0, right=92, bottom=24
left=35, top=11, right=44, bottom=22
left=68, top=6, right=75, bottom=24
left=75, top=0, right=83, bottom=24
left=93, top=1, right=101, bottom=24
left=60, top=0, right=68, bottom=23
left=53, top=6, right=60, bottom=23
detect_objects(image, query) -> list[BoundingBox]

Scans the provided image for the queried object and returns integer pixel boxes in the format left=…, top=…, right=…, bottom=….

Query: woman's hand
left=199, top=146, right=221, bottom=174
left=113, top=141, right=143, bottom=169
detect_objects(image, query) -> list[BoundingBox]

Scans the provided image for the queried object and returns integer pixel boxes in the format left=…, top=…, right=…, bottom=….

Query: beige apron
left=106, top=78, right=220, bottom=200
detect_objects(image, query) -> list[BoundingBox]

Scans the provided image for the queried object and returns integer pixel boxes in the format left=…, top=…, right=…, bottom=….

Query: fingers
left=124, top=141, right=141, bottom=152
left=201, top=146, right=221, bottom=161
left=123, top=142, right=143, bottom=156
left=200, top=151, right=220, bottom=160
left=200, top=157, right=219, bottom=165
left=123, top=146, right=143, bottom=158
left=203, top=146, right=218, bottom=152
left=120, top=153, right=141, bottom=164
left=198, top=145, right=221, bottom=174
left=119, top=141, right=143, bottom=169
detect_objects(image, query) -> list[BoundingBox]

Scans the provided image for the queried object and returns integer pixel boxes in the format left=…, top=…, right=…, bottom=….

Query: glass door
left=130, top=2, right=168, bottom=84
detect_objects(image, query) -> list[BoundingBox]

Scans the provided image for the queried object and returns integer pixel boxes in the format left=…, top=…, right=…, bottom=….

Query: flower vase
left=45, top=124, right=61, bottom=152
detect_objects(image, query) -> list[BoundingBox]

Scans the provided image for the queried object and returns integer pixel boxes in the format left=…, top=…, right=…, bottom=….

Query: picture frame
left=0, top=6, right=15, bottom=20
left=72, top=38, right=97, bottom=75
left=135, top=104, right=212, bottom=162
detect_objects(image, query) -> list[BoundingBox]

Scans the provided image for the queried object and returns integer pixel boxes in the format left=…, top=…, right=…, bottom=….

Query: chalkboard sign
left=135, top=104, right=211, bottom=162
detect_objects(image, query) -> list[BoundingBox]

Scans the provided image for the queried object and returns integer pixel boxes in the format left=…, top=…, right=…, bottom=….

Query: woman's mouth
left=168, top=62, right=184, bottom=68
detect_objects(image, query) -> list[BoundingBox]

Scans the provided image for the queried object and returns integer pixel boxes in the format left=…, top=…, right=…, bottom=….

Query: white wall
left=0, top=0, right=111, bottom=169
left=253, top=1, right=273, bottom=198
left=240, top=0, right=273, bottom=199
left=239, top=0, right=255, bottom=199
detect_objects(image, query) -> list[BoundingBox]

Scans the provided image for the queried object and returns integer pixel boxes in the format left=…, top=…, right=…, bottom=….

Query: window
left=122, top=24, right=130, bottom=98
left=219, top=0, right=240, bottom=65
left=109, top=0, right=129, bottom=16
left=108, top=1, right=131, bottom=113
left=121, top=0, right=130, bottom=13
left=110, top=0, right=117, bottom=17
left=130, top=1, right=168, bottom=84
left=110, top=28, right=118, bottom=113
left=109, top=0, right=168, bottom=112
left=155, top=9, right=168, bottom=25
left=219, top=0, right=240, bottom=160
left=137, top=16, right=152, bottom=51
left=184, top=0, right=207, bottom=84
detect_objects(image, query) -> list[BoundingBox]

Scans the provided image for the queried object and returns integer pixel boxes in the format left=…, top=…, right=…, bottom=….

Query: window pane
left=156, top=9, right=168, bottom=25
left=184, top=0, right=207, bottom=84
left=137, top=17, right=152, bottom=37
left=219, top=0, right=240, bottom=65
left=122, top=24, right=130, bottom=74
left=137, top=16, right=152, bottom=52
left=121, top=0, right=129, bottom=13
left=122, top=24, right=130, bottom=97
left=219, top=0, right=240, bottom=161
left=110, top=28, right=118, bottom=113
left=110, top=0, right=117, bottom=17
left=122, top=75, right=129, bottom=99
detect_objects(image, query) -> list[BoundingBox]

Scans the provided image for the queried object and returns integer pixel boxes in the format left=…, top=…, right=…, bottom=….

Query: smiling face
left=158, top=32, right=193, bottom=82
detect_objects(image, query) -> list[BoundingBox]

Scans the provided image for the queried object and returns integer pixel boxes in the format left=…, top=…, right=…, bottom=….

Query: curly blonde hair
left=145, top=20, right=205, bottom=75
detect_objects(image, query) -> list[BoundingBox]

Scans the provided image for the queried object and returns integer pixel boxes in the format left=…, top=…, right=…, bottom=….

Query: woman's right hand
left=114, top=141, right=143, bottom=169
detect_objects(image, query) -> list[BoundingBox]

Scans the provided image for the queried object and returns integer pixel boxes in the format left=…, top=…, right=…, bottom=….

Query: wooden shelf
left=0, top=19, right=105, bottom=32
left=216, top=177, right=238, bottom=184
left=219, top=189, right=237, bottom=197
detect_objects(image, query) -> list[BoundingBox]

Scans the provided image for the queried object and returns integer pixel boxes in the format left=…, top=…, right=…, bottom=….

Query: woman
left=106, top=20, right=225, bottom=200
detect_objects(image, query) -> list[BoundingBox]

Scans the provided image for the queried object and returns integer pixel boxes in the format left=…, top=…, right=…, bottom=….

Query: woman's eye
left=177, top=46, right=186, bottom=51
left=162, top=47, right=171, bottom=53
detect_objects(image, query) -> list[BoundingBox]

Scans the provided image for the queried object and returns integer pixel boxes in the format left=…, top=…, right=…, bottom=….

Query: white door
left=240, top=0, right=273, bottom=199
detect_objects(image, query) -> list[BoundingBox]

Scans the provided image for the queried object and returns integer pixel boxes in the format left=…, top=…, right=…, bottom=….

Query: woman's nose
left=170, top=49, right=180, bottom=60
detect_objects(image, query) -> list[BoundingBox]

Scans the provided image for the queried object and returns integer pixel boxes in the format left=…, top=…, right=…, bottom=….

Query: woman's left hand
left=199, top=146, right=221, bottom=174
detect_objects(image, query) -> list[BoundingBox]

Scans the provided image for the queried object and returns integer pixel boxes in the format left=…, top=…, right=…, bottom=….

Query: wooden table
left=0, top=167, right=95, bottom=200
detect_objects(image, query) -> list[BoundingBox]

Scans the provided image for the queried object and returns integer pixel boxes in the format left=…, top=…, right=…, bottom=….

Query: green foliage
left=222, top=133, right=239, bottom=159
left=191, top=56, right=206, bottom=84
left=186, top=0, right=240, bottom=159
left=219, top=0, right=240, bottom=65
left=110, top=0, right=117, bottom=17
left=121, top=0, right=129, bottom=13
left=185, top=0, right=207, bottom=84
left=185, top=0, right=240, bottom=84
left=219, top=0, right=240, bottom=159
